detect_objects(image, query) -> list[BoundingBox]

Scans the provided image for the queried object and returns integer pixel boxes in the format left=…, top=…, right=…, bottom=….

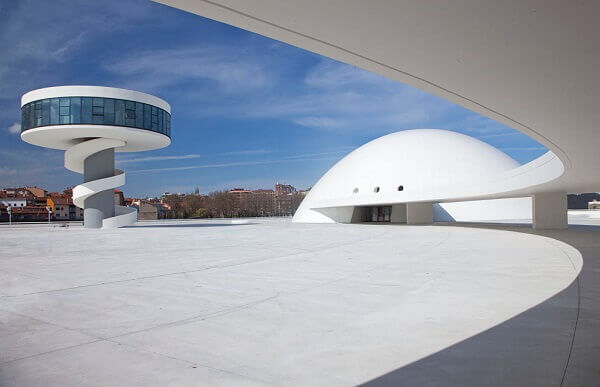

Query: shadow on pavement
left=126, top=222, right=256, bottom=228
left=361, top=223, right=600, bottom=387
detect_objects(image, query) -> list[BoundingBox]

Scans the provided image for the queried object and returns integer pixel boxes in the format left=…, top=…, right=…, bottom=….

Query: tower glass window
left=20, top=96, right=171, bottom=139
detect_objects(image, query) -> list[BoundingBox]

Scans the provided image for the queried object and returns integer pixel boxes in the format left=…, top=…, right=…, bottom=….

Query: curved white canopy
left=159, top=0, right=600, bottom=197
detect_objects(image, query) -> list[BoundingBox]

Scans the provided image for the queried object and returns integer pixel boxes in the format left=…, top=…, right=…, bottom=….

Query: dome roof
left=294, top=129, right=520, bottom=223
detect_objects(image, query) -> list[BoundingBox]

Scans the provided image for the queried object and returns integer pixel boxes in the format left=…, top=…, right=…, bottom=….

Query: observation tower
left=20, top=86, right=171, bottom=229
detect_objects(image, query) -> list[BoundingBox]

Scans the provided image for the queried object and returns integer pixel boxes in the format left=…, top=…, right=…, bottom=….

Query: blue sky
left=0, top=0, right=547, bottom=197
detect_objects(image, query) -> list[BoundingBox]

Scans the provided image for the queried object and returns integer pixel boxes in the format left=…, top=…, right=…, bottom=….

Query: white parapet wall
left=435, top=197, right=532, bottom=222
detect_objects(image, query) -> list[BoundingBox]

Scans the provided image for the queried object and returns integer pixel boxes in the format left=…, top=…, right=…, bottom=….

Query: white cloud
left=129, top=153, right=343, bottom=174
left=117, top=154, right=202, bottom=164
left=104, top=46, right=270, bottom=93
left=6, top=122, right=20, bottom=134
left=0, top=166, right=17, bottom=176
left=219, top=149, right=275, bottom=156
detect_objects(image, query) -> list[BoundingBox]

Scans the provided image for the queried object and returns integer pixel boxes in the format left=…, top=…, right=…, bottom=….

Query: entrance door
left=365, top=206, right=391, bottom=222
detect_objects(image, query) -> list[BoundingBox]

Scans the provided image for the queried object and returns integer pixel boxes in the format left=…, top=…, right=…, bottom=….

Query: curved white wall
left=294, top=129, right=532, bottom=223
left=162, top=0, right=600, bottom=199
left=22, top=85, right=171, bottom=113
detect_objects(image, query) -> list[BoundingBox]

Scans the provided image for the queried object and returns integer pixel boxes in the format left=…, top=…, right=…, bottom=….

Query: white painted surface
left=65, top=138, right=138, bottom=229
left=434, top=197, right=532, bottom=222
left=21, top=86, right=171, bottom=152
left=0, top=199, right=27, bottom=207
left=407, top=202, right=433, bottom=225
left=294, top=130, right=533, bottom=223
left=533, top=192, right=568, bottom=230
left=0, top=219, right=583, bottom=386
left=390, top=203, right=407, bottom=223
left=21, top=86, right=170, bottom=228
left=22, top=86, right=170, bottom=113
left=21, top=124, right=170, bottom=152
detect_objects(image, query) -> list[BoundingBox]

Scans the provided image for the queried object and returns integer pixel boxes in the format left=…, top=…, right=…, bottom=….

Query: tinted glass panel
left=81, top=97, right=92, bottom=124
left=50, top=98, right=59, bottom=125
left=144, top=104, right=151, bottom=129
left=151, top=106, right=158, bottom=130
left=125, top=104, right=135, bottom=127
left=92, top=108, right=103, bottom=124
left=35, top=102, right=42, bottom=126
left=29, top=104, right=34, bottom=129
left=115, top=99, right=124, bottom=125
left=70, top=97, right=81, bottom=123
left=135, top=102, right=143, bottom=128
left=21, top=96, right=170, bottom=138
left=42, top=99, right=50, bottom=126
left=103, top=98, right=114, bottom=125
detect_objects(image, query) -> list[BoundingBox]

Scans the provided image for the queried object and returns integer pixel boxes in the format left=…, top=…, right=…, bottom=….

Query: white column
left=406, top=202, right=433, bottom=225
left=532, top=192, right=567, bottom=229
left=391, top=204, right=407, bottom=223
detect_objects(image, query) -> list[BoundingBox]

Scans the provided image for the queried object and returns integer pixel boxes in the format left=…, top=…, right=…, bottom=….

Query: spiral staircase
left=64, top=138, right=138, bottom=229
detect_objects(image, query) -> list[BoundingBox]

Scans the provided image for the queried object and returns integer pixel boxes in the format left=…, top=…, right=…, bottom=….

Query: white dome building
left=293, top=129, right=532, bottom=224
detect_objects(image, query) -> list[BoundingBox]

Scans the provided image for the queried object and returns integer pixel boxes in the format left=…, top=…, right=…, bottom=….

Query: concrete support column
left=532, top=192, right=567, bottom=229
left=83, top=148, right=115, bottom=229
left=406, top=202, right=433, bottom=225
left=391, top=203, right=407, bottom=224
left=350, top=207, right=363, bottom=223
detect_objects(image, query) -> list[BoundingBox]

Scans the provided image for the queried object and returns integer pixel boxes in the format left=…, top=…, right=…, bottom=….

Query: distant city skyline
left=0, top=0, right=547, bottom=197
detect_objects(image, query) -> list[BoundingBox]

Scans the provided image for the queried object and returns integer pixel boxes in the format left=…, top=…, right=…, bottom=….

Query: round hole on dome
left=397, top=185, right=404, bottom=191
left=352, top=188, right=359, bottom=194
left=374, top=186, right=380, bottom=193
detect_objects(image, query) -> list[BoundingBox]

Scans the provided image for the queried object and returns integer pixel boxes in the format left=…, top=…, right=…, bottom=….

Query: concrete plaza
left=1, top=217, right=599, bottom=386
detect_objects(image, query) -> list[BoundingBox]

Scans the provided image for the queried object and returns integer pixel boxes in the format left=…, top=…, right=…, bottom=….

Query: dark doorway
left=364, top=206, right=391, bottom=222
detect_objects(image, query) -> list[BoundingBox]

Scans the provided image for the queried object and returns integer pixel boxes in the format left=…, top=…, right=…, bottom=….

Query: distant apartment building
left=249, top=189, right=275, bottom=216
left=225, top=184, right=301, bottom=217
left=25, top=186, right=47, bottom=198
left=228, top=188, right=252, bottom=201
left=47, top=196, right=70, bottom=220
left=276, top=183, right=296, bottom=195
left=275, top=194, right=294, bottom=216
left=114, top=189, right=125, bottom=206
left=0, top=192, right=28, bottom=207
left=137, top=202, right=158, bottom=220
left=130, top=199, right=167, bottom=220
left=47, top=192, right=83, bottom=221
left=1, top=187, right=50, bottom=222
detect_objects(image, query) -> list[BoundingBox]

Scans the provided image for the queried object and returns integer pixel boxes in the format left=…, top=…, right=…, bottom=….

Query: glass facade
left=364, top=206, right=392, bottom=222
left=21, top=96, right=171, bottom=138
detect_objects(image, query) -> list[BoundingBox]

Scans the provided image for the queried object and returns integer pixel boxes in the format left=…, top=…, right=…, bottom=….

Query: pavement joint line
left=3, top=229, right=396, bottom=298
left=552, top=240, right=583, bottom=387
left=2, top=220, right=597, bottom=386
left=106, top=230, right=450, bottom=341
left=0, top=338, right=103, bottom=366
left=0, top=306, right=103, bottom=341
left=2, top=226, right=447, bottom=349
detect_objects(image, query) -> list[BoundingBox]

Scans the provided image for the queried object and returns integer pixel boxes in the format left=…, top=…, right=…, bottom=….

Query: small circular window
left=374, top=186, right=380, bottom=193
left=397, top=185, right=404, bottom=191
left=352, top=188, right=359, bottom=194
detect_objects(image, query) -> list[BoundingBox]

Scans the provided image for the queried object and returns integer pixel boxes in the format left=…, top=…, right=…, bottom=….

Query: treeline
left=161, top=191, right=305, bottom=219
